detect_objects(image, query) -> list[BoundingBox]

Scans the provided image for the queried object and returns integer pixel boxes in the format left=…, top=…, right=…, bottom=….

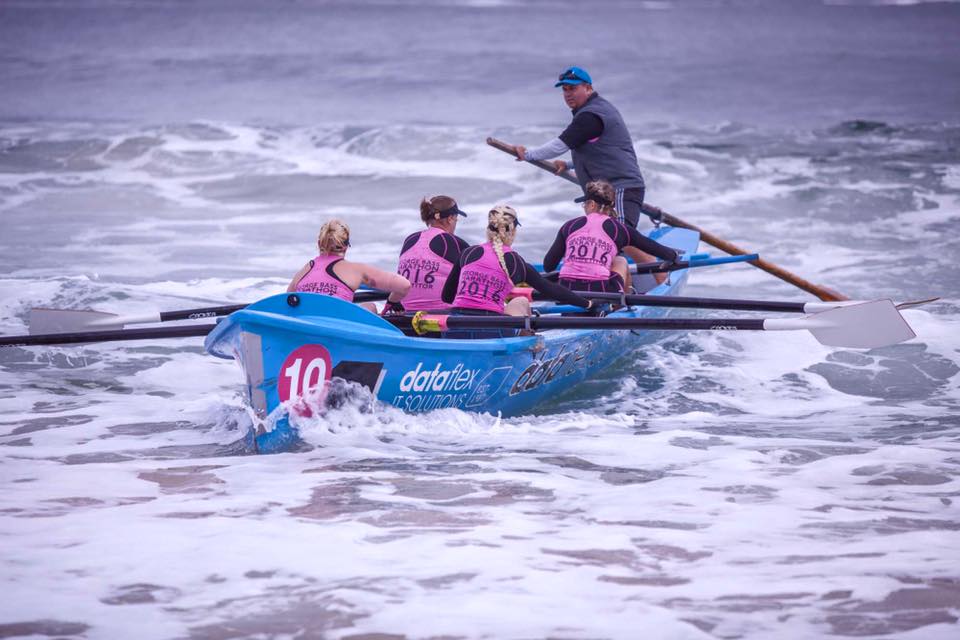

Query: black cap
left=438, top=203, right=468, bottom=218
left=574, top=193, right=613, bottom=207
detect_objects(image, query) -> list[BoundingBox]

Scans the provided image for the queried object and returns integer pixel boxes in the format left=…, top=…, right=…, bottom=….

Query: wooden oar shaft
left=0, top=324, right=216, bottom=348
left=486, top=136, right=848, bottom=302
left=640, top=204, right=847, bottom=301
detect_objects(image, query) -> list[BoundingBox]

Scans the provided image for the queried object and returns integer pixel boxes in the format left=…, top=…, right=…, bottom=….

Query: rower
left=542, top=180, right=680, bottom=292
left=388, top=195, right=471, bottom=314
left=288, top=218, right=410, bottom=313
left=441, top=205, right=594, bottom=338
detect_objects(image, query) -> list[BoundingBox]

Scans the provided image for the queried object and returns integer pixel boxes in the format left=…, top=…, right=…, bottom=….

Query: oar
left=541, top=253, right=759, bottom=280
left=538, top=291, right=940, bottom=314
left=1, top=324, right=217, bottom=348
left=486, top=136, right=850, bottom=302
left=29, top=304, right=245, bottom=335
left=28, top=290, right=392, bottom=334
left=402, top=299, right=914, bottom=349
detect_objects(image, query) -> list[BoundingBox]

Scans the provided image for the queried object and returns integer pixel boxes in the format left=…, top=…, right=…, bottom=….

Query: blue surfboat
left=204, top=227, right=700, bottom=453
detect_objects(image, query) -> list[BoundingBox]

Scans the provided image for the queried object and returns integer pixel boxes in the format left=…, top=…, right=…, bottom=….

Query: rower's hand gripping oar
left=486, top=136, right=850, bottom=302
left=403, top=299, right=915, bottom=349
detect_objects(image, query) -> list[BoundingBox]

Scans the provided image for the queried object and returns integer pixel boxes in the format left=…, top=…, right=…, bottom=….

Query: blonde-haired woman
left=288, top=218, right=410, bottom=313
left=441, top=205, right=593, bottom=338
left=543, top=180, right=679, bottom=290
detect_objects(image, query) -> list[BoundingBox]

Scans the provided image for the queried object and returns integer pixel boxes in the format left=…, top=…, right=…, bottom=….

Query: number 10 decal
left=278, top=345, right=333, bottom=407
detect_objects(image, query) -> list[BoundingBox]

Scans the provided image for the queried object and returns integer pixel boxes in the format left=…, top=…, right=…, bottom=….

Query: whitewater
left=1, top=1, right=959, bottom=638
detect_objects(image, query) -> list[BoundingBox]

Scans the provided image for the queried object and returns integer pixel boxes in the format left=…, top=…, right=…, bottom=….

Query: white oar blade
left=29, top=308, right=124, bottom=335
left=766, top=300, right=915, bottom=349
left=809, top=299, right=915, bottom=348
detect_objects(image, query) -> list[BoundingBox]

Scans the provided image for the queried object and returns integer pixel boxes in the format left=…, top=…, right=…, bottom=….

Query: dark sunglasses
left=558, top=68, right=586, bottom=83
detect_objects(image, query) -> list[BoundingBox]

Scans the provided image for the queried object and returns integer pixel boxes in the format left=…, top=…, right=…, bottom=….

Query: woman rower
left=543, top=180, right=679, bottom=291
left=441, top=205, right=594, bottom=338
left=389, top=195, right=471, bottom=314
left=288, top=218, right=410, bottom=313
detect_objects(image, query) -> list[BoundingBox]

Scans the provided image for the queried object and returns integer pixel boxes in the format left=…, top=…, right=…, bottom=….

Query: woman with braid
left=441, top=205, right=594, bottom=338
left=542, top=180, right=679, bottom=290
left=288, top=218, right=410, bottom=314
left=388, top=195, right=471, bottom=314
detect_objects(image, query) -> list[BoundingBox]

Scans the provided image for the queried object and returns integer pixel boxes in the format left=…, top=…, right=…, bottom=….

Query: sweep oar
left=402, top=299, right=914, bottom=349
left=1, top=324, right=217, bottom=348
left=28, top=290, right=392, bottom=334
left=486, top=136, right=849, bottom=302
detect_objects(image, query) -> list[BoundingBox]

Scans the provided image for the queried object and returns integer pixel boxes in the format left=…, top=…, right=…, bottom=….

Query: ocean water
left=1, top=1, right=959, bottom=638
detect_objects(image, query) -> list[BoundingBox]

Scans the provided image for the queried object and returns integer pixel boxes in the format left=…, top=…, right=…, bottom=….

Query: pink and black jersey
left=449, top=243, right=514, bottom=313
left=442, top=243, right=591, bottom=314
left=558, top=213, right=618, bottom=281
left=293, top=255, right=354, bottom=301
left=544, top=215, right=678, bottom=271
left=396, top=227, right=463, bottom=311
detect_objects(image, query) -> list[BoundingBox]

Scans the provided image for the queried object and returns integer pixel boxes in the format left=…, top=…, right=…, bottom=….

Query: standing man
left=513, top=66, right=654, bottom=232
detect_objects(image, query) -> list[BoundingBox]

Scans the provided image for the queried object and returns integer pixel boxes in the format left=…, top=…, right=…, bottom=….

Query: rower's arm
left=518, top=259, right=590, bottom=308
left=360, top=265, right=411, bottom=303
left=542, top=227, right=568, bottom=272
left=441, top=261, right=462, bottom=304
left=627, top=226, right=679, bottom=263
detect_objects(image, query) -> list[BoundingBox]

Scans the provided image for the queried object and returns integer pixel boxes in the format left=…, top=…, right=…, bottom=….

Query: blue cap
left=555, top=66, right=592, bottom=87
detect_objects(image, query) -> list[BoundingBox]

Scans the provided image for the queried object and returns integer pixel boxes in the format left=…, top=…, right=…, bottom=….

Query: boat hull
left=205, top=227, right=699, bottom=452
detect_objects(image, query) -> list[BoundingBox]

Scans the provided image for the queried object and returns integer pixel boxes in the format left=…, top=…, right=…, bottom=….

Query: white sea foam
left=2, top=118, right=959, bottom=638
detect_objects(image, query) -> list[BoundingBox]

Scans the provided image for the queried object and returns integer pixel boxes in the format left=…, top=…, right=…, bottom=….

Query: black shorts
left=445, top=307, right=518, bottom=340
left=615, top=186, right=646, bottom=229
left=559, top=273, right=625, bottom=293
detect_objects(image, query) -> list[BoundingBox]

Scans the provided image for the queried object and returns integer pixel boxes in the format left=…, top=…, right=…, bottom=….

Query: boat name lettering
left=710, top=325, right=739, bottom=330
left=399, top=362, right=480, bottom=393
left=509, top=341, right=594, bottom=396
left=188, top=311, right=218, bottom=319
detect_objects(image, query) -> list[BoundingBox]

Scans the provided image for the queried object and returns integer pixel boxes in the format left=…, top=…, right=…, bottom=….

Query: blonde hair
left=419, top=195, right=457, bottom=224
left=317, top=218, right=350, bottom=255
left=486, top=204, right=519, bottom=277
left=583, top=180, right=618, bottom=218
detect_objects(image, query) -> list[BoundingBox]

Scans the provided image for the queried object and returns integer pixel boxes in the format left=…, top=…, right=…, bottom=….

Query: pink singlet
left=397, top=227, right=455, bottom=311
left=558, top=213, right=617, bottom=281
left=294, top=255, right=354, bottom=301
left=451, top=243, right=513, bottom=313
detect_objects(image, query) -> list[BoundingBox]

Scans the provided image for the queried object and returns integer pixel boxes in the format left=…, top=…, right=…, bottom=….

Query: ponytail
left=420, top=195, right=458, bottom=224
left=486, top=205, right=520, bottom=277
left=317, top=219, right=350, bottom=255
left=582, top=180, right=618, bottom=218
